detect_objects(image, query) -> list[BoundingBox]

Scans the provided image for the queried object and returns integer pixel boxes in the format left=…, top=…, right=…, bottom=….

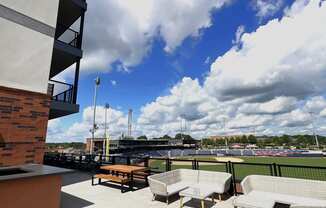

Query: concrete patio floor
left=60, top=171, right=234, bottom=208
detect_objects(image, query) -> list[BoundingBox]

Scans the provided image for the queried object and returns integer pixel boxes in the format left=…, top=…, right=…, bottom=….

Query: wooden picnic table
left=100, top=165, right=147, bottom=190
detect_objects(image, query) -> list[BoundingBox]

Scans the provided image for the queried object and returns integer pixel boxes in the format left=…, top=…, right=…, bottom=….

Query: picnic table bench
left=92, top=165, right=148, bottom=192
left=92, top=174, right=130, bottom=193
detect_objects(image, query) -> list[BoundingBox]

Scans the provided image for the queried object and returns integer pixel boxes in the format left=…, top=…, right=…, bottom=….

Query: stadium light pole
left=103, top=103, right=109, bottom=156
left=104, top=103, right=109, bottom=138
left=309, top=111, right=320, bottom=149
left=90, top=76, right=100, bottom=154
left=222, top=117, right=228, bottom=148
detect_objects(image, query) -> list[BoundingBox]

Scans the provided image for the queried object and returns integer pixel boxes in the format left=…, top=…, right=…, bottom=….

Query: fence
left=44, top=152, right=326, bottom=194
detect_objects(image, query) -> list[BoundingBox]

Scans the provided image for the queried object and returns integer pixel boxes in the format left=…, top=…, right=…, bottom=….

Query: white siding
left=0, top=0, right=59, bottom=27
left=0, top=18, right=54, bottom=94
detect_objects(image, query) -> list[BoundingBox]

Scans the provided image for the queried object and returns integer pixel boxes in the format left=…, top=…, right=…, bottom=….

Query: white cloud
left=47, top=106, right=129, bottom=142
left=232, top=25, right=245, bottom=45
left=228, top=114, right=272, bottom=129
left=251, top=0, right=284, bottom=20
left=137, top=1, right=326, bottom=137
left=138, top=78, right=209, bottom=125
left=238, top=96, right=297, bottom=115
left=279, top=109, right=312, bottom=127
left=303, top=96, right=326, bottom=113
left=81, top=0, right=231, bottom=73
left=110, top=80, right=117, bottom=86
left=205, top=1, right=326, bottom=103
left=48, top=1, right=326, bottom=141
left=204, top=56, right=211, bottom=64
left=284, top=0, right=310, bottom=17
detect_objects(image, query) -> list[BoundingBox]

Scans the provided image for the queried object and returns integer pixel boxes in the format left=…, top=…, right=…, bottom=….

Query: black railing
left=55, top=24, right=81, bottom=48
left=48, top=80, right=74, bottom=103
left=44, top=153, right=326, bottom=194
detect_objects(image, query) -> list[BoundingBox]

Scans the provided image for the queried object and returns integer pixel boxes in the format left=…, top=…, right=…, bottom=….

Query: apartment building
left=0, top=0, right=87, bottom=166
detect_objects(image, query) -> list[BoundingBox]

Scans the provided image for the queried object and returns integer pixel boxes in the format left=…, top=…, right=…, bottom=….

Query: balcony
left=48, top=80, right=79, bottom=119
left=50, top=25, right=83, bottom=78
left=56, top=0, right=87, bottom=37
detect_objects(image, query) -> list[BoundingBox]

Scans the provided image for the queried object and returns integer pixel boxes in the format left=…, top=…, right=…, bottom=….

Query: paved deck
left=60, top=171, right=234, bottom=208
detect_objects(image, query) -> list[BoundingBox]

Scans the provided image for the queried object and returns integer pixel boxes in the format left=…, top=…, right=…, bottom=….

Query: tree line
left=136, top=133, right=195, bottom=141
left=202, top=134, right=326, bottom=148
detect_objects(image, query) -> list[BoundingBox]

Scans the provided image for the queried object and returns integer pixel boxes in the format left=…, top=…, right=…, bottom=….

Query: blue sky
left=48, top=0, right=326, bottom=142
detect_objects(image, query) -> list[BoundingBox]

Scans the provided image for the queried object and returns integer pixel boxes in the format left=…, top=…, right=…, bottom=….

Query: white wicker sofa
left=235, top=175, right=326, bottom=208
left=148, top=169, right=232, bottom=204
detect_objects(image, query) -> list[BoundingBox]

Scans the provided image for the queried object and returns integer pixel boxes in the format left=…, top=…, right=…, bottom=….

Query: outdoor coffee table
left=179, top=186, right=214, bottom=208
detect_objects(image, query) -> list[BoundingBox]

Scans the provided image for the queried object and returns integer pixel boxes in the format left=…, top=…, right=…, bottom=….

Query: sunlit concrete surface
left=60, top=171, right=234, bottom=208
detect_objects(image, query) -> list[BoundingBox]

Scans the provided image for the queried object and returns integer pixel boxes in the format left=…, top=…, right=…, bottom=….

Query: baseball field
left=149, top=156, right=326, bottom=181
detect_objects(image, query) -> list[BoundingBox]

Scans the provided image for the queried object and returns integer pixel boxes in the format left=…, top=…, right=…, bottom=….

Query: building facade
left=0, top=0, right=87, bottom=166
left=85, top=138, right=197, bottom=154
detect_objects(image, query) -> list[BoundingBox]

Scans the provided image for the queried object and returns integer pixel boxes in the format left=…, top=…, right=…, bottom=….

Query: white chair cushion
left=247, top=191, right=326, bottom=207
left=290, top=205, right=326, bottom=208
left=166, top=182, right=190, bottom=195
left=234, top=194, right=275, bottom=208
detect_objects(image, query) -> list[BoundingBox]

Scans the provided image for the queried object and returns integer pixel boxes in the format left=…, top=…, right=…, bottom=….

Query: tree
left=202, top=138, right=214, bottom=147
left=137, top=135, right=148, bottom=140
left=175, top=133, right=182, bottom=140
left=247, top=135, right=257, bottom=144
left=162, top=134, right=172, bottom=140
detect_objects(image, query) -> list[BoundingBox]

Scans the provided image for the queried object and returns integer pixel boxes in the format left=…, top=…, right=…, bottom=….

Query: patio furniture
left=133, top=170, right=150, bottom=185
left=97, top=165, right=147, bottom=191
left=212, top=196, right=237, bottom=208
left=179, top=185, right=215, bottom=208
left=92, top=174, right=130, bottom=193
left=239, top=175, right=326, bottom=208
left=148, top=169, right=232, bottom=204
left=233, top=194, right=275, bottom=208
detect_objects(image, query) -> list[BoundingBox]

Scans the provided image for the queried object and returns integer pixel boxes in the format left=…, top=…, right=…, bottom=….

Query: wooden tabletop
left=100, top=165, right=146, bottom=173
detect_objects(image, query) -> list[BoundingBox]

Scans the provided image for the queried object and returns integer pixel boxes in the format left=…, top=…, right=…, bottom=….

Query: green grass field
left=149, top=156, right=326, bottom=181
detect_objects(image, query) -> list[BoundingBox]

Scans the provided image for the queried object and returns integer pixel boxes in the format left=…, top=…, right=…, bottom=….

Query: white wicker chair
left=148, top=169, right=232, bottom=204
left=236, top=175, right=326, bottom=208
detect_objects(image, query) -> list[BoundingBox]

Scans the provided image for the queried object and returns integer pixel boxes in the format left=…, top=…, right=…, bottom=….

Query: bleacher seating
left=125, top=148, right=318, bottom=158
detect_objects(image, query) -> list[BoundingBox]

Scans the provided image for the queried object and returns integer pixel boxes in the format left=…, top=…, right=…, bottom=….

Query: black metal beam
left=73, top=9, right=85, bottom=104
left=73, top=60, right=80, bottom=104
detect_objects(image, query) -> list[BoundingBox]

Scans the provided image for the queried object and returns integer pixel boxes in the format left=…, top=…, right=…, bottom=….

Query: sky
left=47, top=0, right=326, bottom=142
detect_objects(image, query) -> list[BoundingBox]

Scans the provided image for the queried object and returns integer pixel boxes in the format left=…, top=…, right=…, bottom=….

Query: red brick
left=0, top=86, right=50, bottom=166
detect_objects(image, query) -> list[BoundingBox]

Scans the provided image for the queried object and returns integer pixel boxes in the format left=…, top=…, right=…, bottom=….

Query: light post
left=222, top=117, right=228, bottom=148
left=90, top=76, right=100, bottom=154
left=103, top=103, right=109, bottom=155
left=104, top=103, right=109, bottom=138
left=309, top=111, right=320, bottom=149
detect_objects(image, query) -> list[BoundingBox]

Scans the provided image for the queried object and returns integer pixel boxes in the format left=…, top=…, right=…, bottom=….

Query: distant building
left=230, top=144, right=243, bottom=149
left=85, top=138, right=198, bottom=154
left=246, top=144, right=258, bottom=149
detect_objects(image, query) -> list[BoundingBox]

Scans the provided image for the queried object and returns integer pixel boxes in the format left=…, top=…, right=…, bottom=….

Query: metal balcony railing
left=55, top=24, right=81, bottom=48
left=48, top=80, right=74, bottom=104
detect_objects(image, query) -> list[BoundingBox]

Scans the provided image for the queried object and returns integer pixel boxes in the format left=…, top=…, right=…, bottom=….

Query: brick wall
left=0, top=86, right=50, bottom=166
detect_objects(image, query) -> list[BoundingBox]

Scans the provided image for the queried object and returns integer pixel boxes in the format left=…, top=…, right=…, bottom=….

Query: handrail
left=55, top=24, right=80, bottom=48
left=49, top=79, right=73, bottom=87
left=49, top=80, right=74, bottom=103
left=45, top=152, right=326, bottom=169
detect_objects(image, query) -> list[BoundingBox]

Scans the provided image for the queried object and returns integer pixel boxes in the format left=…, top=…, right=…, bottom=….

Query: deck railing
left=48, top=80, right=74, bottom=103
left=44, top=152, right=326, bottom=194
left=55, top=24, right=81, bottom=48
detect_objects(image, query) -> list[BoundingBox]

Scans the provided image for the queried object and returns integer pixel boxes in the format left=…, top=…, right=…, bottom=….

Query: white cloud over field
left=81, top=0, right=231, bottom=73
left=47, top=0, right=326, bottom=142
